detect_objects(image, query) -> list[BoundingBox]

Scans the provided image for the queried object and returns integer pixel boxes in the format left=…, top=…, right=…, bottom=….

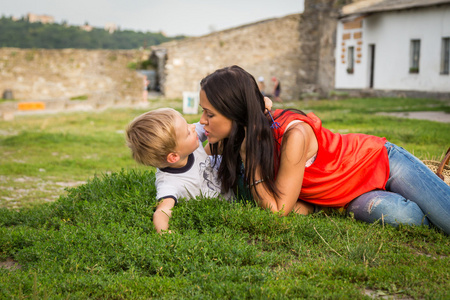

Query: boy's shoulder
left=154, top=149, right=227, bottom=202
left=155, top=145, right=207, bottom=181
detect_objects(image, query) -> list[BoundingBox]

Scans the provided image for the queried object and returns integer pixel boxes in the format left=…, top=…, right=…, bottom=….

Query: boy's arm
left=153, top=197, right=176, bottom=233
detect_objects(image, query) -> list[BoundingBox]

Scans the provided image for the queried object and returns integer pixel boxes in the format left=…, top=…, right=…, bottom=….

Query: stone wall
left=152, top=14, right=302, bottom=100
left=0, top=48, right=146, bottom=107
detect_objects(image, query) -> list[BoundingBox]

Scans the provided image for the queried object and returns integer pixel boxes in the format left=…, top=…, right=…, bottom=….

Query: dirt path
left=376, top=111, right=450, bottom=123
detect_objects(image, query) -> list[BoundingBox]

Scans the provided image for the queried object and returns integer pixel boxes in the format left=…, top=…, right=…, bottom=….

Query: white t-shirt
left=155, top=123, right=233, bottom=203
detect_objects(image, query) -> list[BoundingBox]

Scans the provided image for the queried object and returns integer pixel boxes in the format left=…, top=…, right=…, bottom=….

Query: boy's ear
left=166, top=152, right=180, bottom=164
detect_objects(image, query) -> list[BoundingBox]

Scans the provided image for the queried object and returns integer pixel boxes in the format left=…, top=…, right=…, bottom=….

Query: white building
left=104, top=23, right=118, bottom=34
left=335, top=0, right=450, bottom=93
left=27, top=13, right=55, bottom=24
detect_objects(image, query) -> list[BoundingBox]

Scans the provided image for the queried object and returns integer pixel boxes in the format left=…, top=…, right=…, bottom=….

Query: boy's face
left=173, top=114, right=199, bottom=159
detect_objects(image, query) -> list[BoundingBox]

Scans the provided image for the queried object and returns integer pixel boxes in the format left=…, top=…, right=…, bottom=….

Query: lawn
left=0, top=97, right=449, bottom=299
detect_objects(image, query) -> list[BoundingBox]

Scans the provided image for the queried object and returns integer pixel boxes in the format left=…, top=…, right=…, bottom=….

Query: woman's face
left=199, top=89, right=233, bottom=144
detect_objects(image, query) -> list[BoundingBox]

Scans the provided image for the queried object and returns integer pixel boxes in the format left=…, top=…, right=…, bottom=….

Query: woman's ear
left=166, top=152, right=180, bottom=164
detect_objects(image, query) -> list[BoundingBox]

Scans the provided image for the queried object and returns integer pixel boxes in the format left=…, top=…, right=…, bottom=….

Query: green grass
left=0, top=97, right=449, bottom=298
left=1, top=170, right=449, bottom=299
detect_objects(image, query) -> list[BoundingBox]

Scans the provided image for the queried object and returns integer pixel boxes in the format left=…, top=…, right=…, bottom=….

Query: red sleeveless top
left=272, top=109, right=389, bottom=207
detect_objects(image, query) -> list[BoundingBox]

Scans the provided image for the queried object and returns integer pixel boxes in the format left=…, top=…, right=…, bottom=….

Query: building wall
left=335, top=4, right=450, bottom=92
left=335, top=16, right=367, bottom=88
left=153, top=14, right=303, bottom=100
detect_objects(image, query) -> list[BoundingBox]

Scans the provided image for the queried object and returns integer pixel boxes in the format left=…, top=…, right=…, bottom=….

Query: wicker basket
left=423, top=147, right=450, bottom=186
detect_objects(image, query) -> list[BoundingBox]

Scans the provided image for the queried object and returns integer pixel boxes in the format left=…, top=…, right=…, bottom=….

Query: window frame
left=347, top=46, right=354, bottom=74
left=441, top=37, right=450, bottom=75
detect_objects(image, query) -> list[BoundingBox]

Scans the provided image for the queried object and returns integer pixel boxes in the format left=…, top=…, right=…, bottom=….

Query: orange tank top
left=272, top=109, right=389, bottom=207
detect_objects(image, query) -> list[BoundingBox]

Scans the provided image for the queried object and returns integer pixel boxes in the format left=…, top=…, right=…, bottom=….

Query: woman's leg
left=384, top=142, right=450, bottom=234
left=347, top=190, right=430, bottom=228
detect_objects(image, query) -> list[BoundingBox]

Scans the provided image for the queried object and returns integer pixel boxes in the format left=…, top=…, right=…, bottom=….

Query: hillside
left=0, top=16, right=186, bottom=49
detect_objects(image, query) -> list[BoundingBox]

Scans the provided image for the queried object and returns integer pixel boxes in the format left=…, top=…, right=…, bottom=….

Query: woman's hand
left=293, top=200, right=314, bottom=215
left=264, top=97, right=273, bottom=113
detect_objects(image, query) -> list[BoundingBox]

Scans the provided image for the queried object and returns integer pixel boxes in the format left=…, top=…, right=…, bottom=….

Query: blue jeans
left=347, top=142, right=450, bottom=234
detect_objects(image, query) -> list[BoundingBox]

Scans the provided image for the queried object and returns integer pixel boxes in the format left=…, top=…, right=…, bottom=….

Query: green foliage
left=0, top=170, right=449, bottom=299
left=127, top=61, right=138, bottom=70
left=139, top=58, right=156, bottom=70
left=69, top=95, right=88, bottom=101
left=0, top=16, right=186, bottom=49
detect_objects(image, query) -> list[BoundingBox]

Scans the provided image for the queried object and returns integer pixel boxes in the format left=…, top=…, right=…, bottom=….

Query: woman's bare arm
left=250, top=122, right=317, bottom=215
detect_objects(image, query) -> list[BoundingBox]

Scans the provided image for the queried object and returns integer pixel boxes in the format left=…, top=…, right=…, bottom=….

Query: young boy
left=126, top=108, right=233, bottom=233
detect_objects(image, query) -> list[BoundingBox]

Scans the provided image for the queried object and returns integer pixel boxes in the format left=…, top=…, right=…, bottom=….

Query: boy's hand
left=153, top=198, right=175, bottom=233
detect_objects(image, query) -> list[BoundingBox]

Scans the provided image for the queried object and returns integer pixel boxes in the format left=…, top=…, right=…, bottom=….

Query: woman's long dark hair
left=200, top=65, right=280, bottom=199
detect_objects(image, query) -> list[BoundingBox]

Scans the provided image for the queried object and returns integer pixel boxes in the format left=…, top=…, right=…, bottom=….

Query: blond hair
left=126, top=108, right=180, bottom=168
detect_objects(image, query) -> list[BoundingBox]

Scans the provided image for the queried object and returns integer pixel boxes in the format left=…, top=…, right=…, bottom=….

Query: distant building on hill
left=80, top=24, right=93, bottom=32
left=104, top=23, right=117, bottom=34
left=27, top=13, right=54, bottom=24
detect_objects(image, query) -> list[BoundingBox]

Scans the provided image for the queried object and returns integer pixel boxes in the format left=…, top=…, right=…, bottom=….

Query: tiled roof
left=341, top=0, right=450, bottom=16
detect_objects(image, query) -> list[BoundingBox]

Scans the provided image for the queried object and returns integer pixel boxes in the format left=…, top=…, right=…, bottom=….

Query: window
left=409, top=39, right=420, bottom=73
left=347, top=46, right=354, bottom=74
left=441, top=37, right=450, bottom=75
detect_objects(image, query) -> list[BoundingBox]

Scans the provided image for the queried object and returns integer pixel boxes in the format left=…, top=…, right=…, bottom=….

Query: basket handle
left=436, top=147, right=450, bottom=180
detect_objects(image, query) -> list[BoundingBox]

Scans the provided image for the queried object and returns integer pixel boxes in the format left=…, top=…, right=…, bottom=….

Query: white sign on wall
left=182, top=92, right=200, bottom=114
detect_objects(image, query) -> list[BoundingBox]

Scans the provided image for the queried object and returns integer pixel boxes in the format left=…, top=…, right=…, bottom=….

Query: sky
left=2, top=0, right=304, bottom=37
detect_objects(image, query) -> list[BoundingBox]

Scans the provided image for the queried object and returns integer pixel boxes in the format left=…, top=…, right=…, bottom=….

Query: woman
left=199, top=65, right=450, bottom=234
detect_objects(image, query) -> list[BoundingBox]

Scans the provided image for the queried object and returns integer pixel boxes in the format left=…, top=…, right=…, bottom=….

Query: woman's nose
left=200, top=113, right=207, bottom=125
